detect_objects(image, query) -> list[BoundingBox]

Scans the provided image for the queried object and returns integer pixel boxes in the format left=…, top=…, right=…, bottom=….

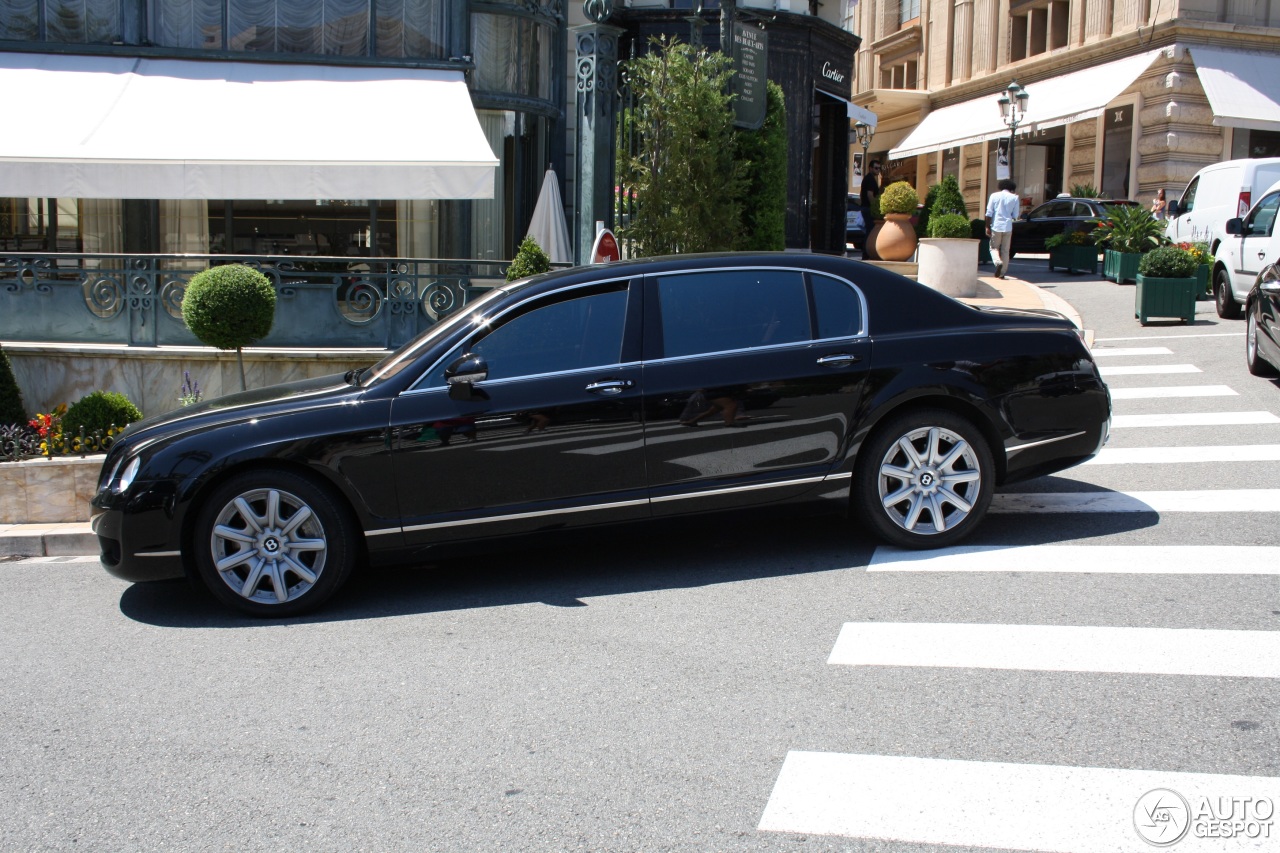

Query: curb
left=0, top=525, right=97, bottom=558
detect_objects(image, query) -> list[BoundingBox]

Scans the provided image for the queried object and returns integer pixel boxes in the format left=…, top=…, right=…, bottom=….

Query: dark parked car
left=1247, top=263, right=1280, bottom=377
left=846, top=194, right=867, bottom=252
left=1010, top=196, right=1139, bottom=256
left=92, top=253, right=1111, bottom=616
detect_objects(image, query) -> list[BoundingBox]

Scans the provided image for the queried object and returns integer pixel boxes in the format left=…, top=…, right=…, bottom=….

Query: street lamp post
left=996, top=80, right=1030, bottom=181
left=853, top=120, right=875, bottom=185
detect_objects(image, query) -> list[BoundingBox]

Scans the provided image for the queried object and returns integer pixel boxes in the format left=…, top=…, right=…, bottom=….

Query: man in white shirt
left=984, top=179, right=1020, bottom=279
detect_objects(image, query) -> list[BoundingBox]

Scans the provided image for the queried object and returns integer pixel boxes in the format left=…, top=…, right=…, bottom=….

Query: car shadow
left=119, top=478, right=1160, bottom=628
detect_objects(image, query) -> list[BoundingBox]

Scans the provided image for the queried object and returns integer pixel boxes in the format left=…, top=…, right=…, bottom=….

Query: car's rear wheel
left=192, top=469, right=357, bottom=617
left=853, top=409, right=995, bottom=549
left=1247, top=310, right=1278, bottom=377
left=1215, top=268, right=1242, bottom=319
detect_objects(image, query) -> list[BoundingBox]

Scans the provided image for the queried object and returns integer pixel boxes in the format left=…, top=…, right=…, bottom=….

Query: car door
left=388, top=278, right=648, bottom=546
left=640, top=267, right=871, bottom=516
left=1228, top=190, right=1280, bottom=300
left=1013, top=201, right=1070, bottom=253
left=1169, top=175, right=1200, bottom=242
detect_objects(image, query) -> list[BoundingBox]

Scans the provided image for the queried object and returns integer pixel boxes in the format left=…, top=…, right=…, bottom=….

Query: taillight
left=1239, top=191, right=1251, bottom=219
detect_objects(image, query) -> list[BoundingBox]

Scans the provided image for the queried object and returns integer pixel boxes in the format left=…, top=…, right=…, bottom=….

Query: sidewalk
left=0, top=269, right=1079, bottom=560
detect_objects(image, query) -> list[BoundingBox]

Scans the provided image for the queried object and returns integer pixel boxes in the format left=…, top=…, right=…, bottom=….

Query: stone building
left=842, top=1, right=1280, bottom=216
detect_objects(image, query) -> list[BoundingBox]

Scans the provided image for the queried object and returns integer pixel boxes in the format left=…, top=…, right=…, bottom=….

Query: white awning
left=1190, top=45, right=1280, bottom=133
left=890, top=50, right=1162, bottom=160
left=0, top=52, right=498, bottom=200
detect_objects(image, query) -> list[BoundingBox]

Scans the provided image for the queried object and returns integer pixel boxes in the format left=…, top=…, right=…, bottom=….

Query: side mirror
left=1225, top=217, right=1244, bottom=236
left=445, top=353, right=490, bottom=401
left=1167, top=200, right=1180, bottom=217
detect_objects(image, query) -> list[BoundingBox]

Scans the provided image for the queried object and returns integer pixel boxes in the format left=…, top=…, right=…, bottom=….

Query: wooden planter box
left=1195, top=263, right=1211, bottom=296
left=1104, top=249, right=1142, bottom=283
left=1135, top=274, right=1198, bottom=324
left=1048, top=245, right=1099, bottom=275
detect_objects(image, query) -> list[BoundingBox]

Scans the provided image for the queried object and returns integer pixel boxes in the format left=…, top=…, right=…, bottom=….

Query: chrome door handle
left=586, top=379, right=633, bottom=395
left=817, top=353, right=861, bottom=367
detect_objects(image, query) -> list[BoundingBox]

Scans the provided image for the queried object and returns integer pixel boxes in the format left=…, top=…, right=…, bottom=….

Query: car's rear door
left=639, top=266, right=871, bottom=516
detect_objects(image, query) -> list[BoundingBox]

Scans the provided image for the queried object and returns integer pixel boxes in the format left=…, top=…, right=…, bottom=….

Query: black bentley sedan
left=92, top=253, right=1110, bottom=616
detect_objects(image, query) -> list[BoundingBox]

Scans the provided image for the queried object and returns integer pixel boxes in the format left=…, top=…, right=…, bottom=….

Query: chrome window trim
left=399, top=360, right=644, bottom=397
left=135, top=550, right=183, bottom=558
left=406, top=276, right=635, bottom=393
left=1005, top=431, right=1085, bottom=455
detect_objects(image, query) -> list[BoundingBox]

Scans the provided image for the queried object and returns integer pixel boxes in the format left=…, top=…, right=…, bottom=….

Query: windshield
left=360, top=286, right=509, bottom=386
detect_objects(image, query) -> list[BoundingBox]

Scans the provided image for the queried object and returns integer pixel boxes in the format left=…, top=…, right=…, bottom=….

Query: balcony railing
left=0, top=253, right=527, bottom=350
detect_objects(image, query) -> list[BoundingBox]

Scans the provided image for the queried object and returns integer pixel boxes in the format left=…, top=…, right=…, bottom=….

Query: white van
left=1166, top=157, right=1280, bottom=252
left=1211, top=177, right=1280, bottom=318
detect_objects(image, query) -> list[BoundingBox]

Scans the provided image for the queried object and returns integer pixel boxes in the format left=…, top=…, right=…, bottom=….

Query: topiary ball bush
left=0, top=346, right=26, bottom=426
left=1138, top=245, right=1198, bottom=278
left=927, top=214, right=972, bottom=239
left=506, top=236, right=552, bottom=282
left=182, top=264, right=277, bottom=350
left=879, top=181, right=920, bottom=216
left=62, top=391, right=142, bottom=438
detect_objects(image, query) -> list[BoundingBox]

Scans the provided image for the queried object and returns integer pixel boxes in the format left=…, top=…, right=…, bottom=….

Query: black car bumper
left=91, top=502, right=186, bottom=583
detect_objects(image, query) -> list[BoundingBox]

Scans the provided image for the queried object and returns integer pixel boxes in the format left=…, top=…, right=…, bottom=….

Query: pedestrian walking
left=984, top=179, right=1020, bottom=279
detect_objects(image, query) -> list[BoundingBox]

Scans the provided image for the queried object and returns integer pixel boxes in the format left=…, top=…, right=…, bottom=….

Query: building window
left=1101, top=105, right=1133, bottom=200
left=1232, top=129, right=1280, bottom=159
left=0, top=0, right=121, bottom=43
left=880, top=56, right=918, bottom=89
left=471, top=12, right=554, bottom=102
left=899, top=0, right=921, bottom=25
left=1009, top=0, right=1069, bottom=62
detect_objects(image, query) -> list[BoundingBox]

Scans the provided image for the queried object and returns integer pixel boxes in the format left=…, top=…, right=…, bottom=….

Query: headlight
left=115, top=457, right=141, bottom=493
left=100, top=457, right=123, bottom=493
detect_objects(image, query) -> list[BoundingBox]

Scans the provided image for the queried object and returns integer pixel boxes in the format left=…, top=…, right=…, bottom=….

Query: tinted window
left=656, top=270, right=809, bottom=358
left=423, top=284, right=627, bottom=386
left=1180, top=176, right=1199, bottom=212
left=812, top=275, right=863, bottom=339
left=1040, top=202, right=1074, bottom=218
left=1246, top=191, right=1280, bottom=237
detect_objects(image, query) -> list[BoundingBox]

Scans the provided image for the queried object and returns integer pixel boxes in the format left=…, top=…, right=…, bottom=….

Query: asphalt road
left=2, top=260, right=1277, bottom=852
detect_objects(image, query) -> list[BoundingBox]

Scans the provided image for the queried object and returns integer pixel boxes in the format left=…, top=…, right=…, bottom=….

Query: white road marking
left=1091, top=346, right=1174, bottom=357
left=1111, top=411, right=1280, bottom=428
left=759, top=751, right=1280, bottom=851
left=990, top=489, right=1280, bottom=513
left=1099, top=364, right=1202, bottom=376
left=827, top=622, right=1280, bottom=677
left=1083, top=445, right=1280, bottom=464
left=1096, top=331, right=1243, bottom=341
left=868, top=544, right=1280, bottom=574
left=1108, top=384, right=1237, bottom=399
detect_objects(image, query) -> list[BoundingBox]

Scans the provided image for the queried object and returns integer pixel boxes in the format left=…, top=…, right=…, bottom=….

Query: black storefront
left=616, top=6, right=860, bottom=253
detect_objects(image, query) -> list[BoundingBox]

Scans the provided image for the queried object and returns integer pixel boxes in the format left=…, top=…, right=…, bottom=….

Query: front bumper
left=90, top=501, right=186, bottom=583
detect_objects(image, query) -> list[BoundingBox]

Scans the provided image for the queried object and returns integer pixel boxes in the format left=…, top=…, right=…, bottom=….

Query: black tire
left=192, top=469, right=357, bottom=617
left=853, top=409, right=995, bottom=549
left=1247, top=310, right=1278, bottom=377
left=1215, top=268, right=1242, bottom=319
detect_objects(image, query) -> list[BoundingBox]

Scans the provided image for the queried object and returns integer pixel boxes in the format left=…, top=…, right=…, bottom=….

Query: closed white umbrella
left=526, top=167, right=572, bottom=264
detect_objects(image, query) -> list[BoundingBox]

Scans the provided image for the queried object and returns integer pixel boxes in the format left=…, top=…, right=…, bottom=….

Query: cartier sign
left=813, top=54, right=851, bottom=99
left=821, top=62, right=846, bottom=84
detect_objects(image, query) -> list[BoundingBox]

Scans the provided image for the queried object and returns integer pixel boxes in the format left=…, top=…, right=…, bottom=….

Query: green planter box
left=1048, top=245, right=1099, bottom=275
left=1104, top=249, right=1142, bottom=283
left=1195, top=263, right=1211, bottom=296
left=1135, top=274, right=1198, bottom=324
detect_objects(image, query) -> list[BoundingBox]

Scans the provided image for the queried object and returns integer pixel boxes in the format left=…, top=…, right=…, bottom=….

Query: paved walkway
left=0, top=267, right=1081, bottom=559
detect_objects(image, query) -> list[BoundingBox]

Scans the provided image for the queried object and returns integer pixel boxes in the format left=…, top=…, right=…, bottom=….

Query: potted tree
left=1046, top=229, right=1099, bottom=275
left=917, top=213, right=979, bottom=297
left=1135, top=244, right=1199, bottom=324
left=1092, top=205, right=1164, bottom=283
left=181, top=263, right=277, bottom=391
left=873, top=181, right=920, bottom=262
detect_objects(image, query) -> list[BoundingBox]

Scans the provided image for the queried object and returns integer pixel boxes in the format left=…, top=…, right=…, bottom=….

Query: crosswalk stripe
left=827, top=623, right=1280, bottom=676
left=1108, top=384, right=1237, bottom=399
left=1091, top=346, right=1174, bottom=357
left=1100, top=364, right=1201, bottom=376
left=759, top=751, right=1280, bottom=850
left=867, top=544, right=1280, bottom=574
left=1111, top=411, right=1280, bottom=428
left=1084, top=445, right=1280, bottom=464
left=991, top=489, right=1280, bottom=513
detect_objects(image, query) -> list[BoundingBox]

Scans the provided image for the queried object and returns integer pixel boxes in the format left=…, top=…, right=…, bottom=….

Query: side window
left=1245, top=192, right=1280, bottom=237
left=1180, top=177, right=1199, bottom=213
left=421, top=284, right=628, bottom=386
left=1027, top=204, right=1053, bottom=219
left=655, top=270, right=809, bottom=358
left=811, top=275, right=864, bottom=339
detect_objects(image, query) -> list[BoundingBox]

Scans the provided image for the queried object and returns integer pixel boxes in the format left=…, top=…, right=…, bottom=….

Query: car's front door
left=1230, top=190, right=1280, bottom=295
left=640, top=267, right=871, bottom=517
left=388, top=279, right=648, bottom=547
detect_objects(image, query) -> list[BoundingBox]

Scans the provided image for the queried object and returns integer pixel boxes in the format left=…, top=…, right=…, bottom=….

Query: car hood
left=117, top=372, right=363, bottom=446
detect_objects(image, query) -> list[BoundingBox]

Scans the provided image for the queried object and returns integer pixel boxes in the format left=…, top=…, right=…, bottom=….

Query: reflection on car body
left=91, top=253, right=1111, bottom=616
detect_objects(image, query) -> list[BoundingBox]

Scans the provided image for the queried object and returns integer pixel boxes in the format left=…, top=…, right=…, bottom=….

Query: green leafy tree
left=0, top=346, right=27, bottom=426
left=618, top=37, right=744, bottom=256
left=181, top=264, right=277, bottom=391
left=733, top=81, right=787, bottom=251
left=919, top=174, right=967, bottom=237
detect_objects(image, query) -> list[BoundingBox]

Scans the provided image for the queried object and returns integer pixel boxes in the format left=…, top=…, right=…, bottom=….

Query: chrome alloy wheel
left=210, top=487, right=328, bottom=604
left=876, top=425, right=983, bottom=535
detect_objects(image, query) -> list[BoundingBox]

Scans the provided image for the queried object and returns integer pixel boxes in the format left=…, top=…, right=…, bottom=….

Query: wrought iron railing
left=0, top=422, right=118, bottom=463
left=0, top=253, right=531, bottom=350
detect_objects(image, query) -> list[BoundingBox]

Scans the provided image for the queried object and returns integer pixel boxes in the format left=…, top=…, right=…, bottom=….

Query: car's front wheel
left=1247, top=309, right=1278, bottom=377
left=192, top=469, right=358, bottom=617
left=1215, top=268, right=1242, bottom=319
left=854, top=409, right=995, bottom=549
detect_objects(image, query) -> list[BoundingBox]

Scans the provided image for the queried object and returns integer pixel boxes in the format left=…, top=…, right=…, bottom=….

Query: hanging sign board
left=731, top=22, right=767, bottom=131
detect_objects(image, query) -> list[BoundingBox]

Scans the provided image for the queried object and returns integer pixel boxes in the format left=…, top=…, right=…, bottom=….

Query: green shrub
left=62, top=391, right=142, bottom=438
left=927, top=213, right=972, bottom=239
left=734, top=81, right=787, bottom=251
left=0, top=346, right=26, bottom=426
left=919, top=174, right=967, bottom=238
left=879, top=181, right=919, bottom=215
left=1138, top=245, right=1198, bottom=278
left=182, top=264, right=276, bottom=350
left=506, top=236, right=552, bottom=281
left=1070, top=183, right=1101, bottom=198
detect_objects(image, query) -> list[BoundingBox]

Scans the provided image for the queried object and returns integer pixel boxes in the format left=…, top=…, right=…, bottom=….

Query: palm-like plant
left=1090, top=204, right=1165, bottom=254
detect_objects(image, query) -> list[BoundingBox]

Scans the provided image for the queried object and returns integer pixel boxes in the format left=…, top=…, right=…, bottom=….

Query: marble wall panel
left=22, top=461, right=82, bottom=523
left=0, top=464, right=23, bottom=521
